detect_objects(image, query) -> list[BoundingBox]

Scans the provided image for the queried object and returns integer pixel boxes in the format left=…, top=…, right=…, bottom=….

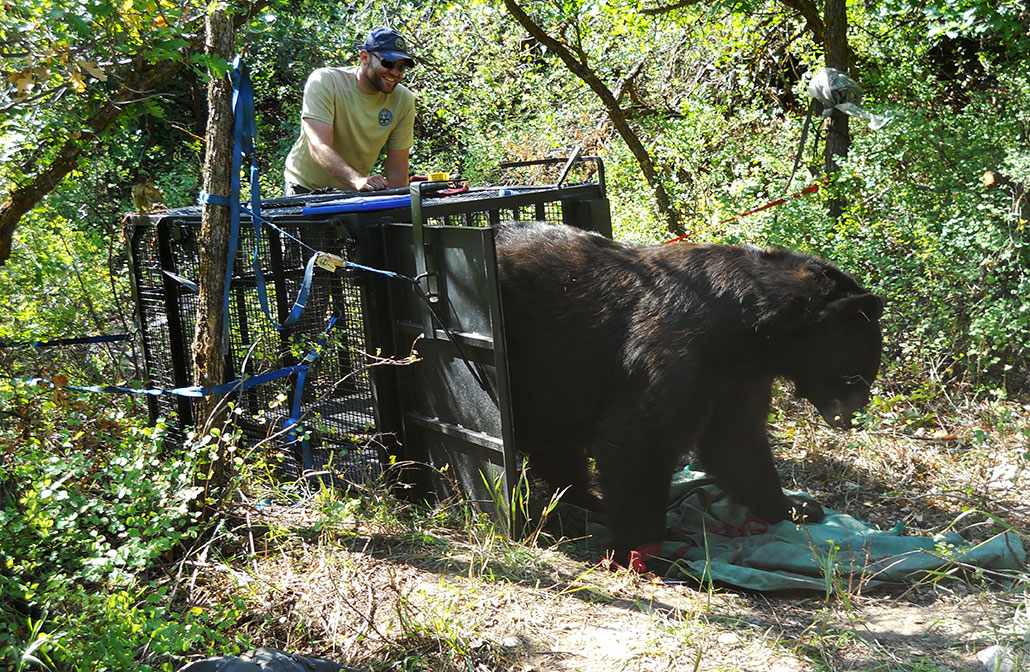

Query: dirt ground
left=195, top=499, right=1027, bottom=672
left=188, top=398, right=1030, bottom=671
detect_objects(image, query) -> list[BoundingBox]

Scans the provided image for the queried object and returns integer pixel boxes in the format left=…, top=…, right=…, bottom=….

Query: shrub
left=0, top=381, right=233, bottom=671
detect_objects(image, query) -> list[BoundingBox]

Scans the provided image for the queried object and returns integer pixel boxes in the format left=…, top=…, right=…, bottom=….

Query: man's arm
left=384, top=148, right=410, bottom=189
left=302, top=118, right=388, bottom=191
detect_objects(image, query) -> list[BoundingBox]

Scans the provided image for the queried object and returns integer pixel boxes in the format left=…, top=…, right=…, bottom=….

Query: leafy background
left=1, top=0, right=1028, bottom=668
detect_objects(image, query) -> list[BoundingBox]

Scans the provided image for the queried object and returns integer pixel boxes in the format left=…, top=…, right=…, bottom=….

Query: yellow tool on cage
left=315, top=252, right=347, bottom=273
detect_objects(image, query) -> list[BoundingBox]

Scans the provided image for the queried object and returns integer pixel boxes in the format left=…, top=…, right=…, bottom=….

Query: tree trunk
left=191, top=3, right=235, bottom=488
left=0, top=1, right=269, bottom=267
left=503, top=0, right=685, bottom=237
left=824, top=0, right=850, bottom=220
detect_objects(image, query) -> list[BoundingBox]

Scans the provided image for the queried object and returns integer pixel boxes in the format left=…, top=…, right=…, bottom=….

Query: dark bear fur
left=496, top=222, right=883, bottom=562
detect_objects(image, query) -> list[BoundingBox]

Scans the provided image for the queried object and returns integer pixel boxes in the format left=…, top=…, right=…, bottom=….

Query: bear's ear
left=824, top=293, right=884, bottom=325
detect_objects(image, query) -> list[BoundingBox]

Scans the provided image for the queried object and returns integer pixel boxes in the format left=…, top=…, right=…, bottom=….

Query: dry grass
left=176, top=391, right=1030, bottom=672
left=773, top=383, right=1029, bottom=542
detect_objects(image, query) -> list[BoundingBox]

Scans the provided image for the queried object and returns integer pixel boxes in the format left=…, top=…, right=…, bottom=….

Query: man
left=283, top=27, right=416, bottom=195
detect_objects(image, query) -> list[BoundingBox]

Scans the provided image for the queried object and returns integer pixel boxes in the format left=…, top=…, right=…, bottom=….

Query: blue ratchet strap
left=281, top=367, right=311, bottom=467
left=282, top=315, right=340, bottom=471
left=195, top=59, right=249, bottom=347
left=253, top=247, right=320, bottom=331
left=344, top=260, right=416, bottom=283
left=197, top=192, right=232, bottom=207
left=222, top=55, right=256, bottom=345
left=12, top=315, right=342, bottom=470
left=17, top=365, right=307, bottom=398
left=229, top=56, right=315, bottom=333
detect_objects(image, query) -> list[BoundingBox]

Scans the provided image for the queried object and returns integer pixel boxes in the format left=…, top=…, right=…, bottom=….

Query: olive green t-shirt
left=283, top=66, right=415, bottom=190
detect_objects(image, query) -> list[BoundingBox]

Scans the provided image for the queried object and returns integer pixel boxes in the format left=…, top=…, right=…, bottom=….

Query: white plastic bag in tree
left=808, top=67, right=892, bottom=130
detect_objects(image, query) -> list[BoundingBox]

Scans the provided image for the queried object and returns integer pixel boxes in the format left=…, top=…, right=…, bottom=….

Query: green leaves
left=923, top=0, right=1028, bottom=39
left=190, top=51, right=231, bottom=79
left=0, top=381, right=221, bottom=669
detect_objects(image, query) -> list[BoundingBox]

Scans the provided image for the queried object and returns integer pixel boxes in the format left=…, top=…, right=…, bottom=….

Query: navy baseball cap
left=362, top=28, right=414, bottom=64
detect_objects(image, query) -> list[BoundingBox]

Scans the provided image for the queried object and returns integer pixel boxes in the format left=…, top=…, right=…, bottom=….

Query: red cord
left=664, top=182, right=823, bottom=244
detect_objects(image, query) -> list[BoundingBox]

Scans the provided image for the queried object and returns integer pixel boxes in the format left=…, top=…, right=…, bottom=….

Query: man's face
left=361, top=51, right=409, bottom=94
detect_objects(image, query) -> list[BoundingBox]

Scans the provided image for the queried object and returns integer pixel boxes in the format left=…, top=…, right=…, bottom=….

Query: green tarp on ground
left=650, top=468, right=1027, bottom=591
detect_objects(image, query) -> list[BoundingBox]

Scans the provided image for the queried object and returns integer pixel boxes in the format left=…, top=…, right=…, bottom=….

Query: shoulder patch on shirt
left=378, top=108, right=393, bottom=127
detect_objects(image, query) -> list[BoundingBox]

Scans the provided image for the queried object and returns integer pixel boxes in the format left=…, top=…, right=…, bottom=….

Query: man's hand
left=356, top=174, right=390, bottom=191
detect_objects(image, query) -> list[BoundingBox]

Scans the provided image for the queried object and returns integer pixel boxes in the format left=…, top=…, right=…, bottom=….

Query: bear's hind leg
left=592, top=423, right=678, bottom=563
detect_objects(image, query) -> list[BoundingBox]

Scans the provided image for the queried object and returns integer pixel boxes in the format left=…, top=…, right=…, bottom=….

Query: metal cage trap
left=127, top=157, right=611, bottom=506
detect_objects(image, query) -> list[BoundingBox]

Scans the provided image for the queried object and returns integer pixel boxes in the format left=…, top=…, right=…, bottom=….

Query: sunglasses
left=372, top=52, right=413, bottom=72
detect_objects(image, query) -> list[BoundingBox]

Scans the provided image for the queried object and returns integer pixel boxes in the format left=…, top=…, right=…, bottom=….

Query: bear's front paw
left=786, top=495, right=825, bottom=524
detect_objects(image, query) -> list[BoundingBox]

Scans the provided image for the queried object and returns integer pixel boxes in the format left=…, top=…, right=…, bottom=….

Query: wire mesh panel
left=128, top=206, right=379, bottom=482
left=228, top=216, right=378, bottom=480
left=127, top=216, right=196, bottom=445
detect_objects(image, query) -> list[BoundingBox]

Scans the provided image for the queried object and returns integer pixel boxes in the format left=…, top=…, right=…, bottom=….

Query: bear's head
left=754, top=253, right=884, bottom=429
left=789, top=292, right=884, bottom=428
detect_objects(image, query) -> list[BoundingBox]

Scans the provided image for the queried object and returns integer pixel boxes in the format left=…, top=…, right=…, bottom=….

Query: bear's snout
left=816, top=390, right=871, bottom=429
left=819, top=400, right=853, bottom=429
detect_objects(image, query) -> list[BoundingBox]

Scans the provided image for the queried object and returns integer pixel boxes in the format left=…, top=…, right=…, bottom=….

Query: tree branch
left=776, top=0, right=825, bottom=46
left=502, top=0, right=685, bottom=235
left=0, top=0, right=270, bottom=266
left=614, top=59, right=647, bottom=105
left=640, top=0, right=706, bottom=16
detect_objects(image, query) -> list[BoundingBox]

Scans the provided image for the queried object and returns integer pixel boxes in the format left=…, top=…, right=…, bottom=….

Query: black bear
left=496, top=222, right=883, bottom=562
